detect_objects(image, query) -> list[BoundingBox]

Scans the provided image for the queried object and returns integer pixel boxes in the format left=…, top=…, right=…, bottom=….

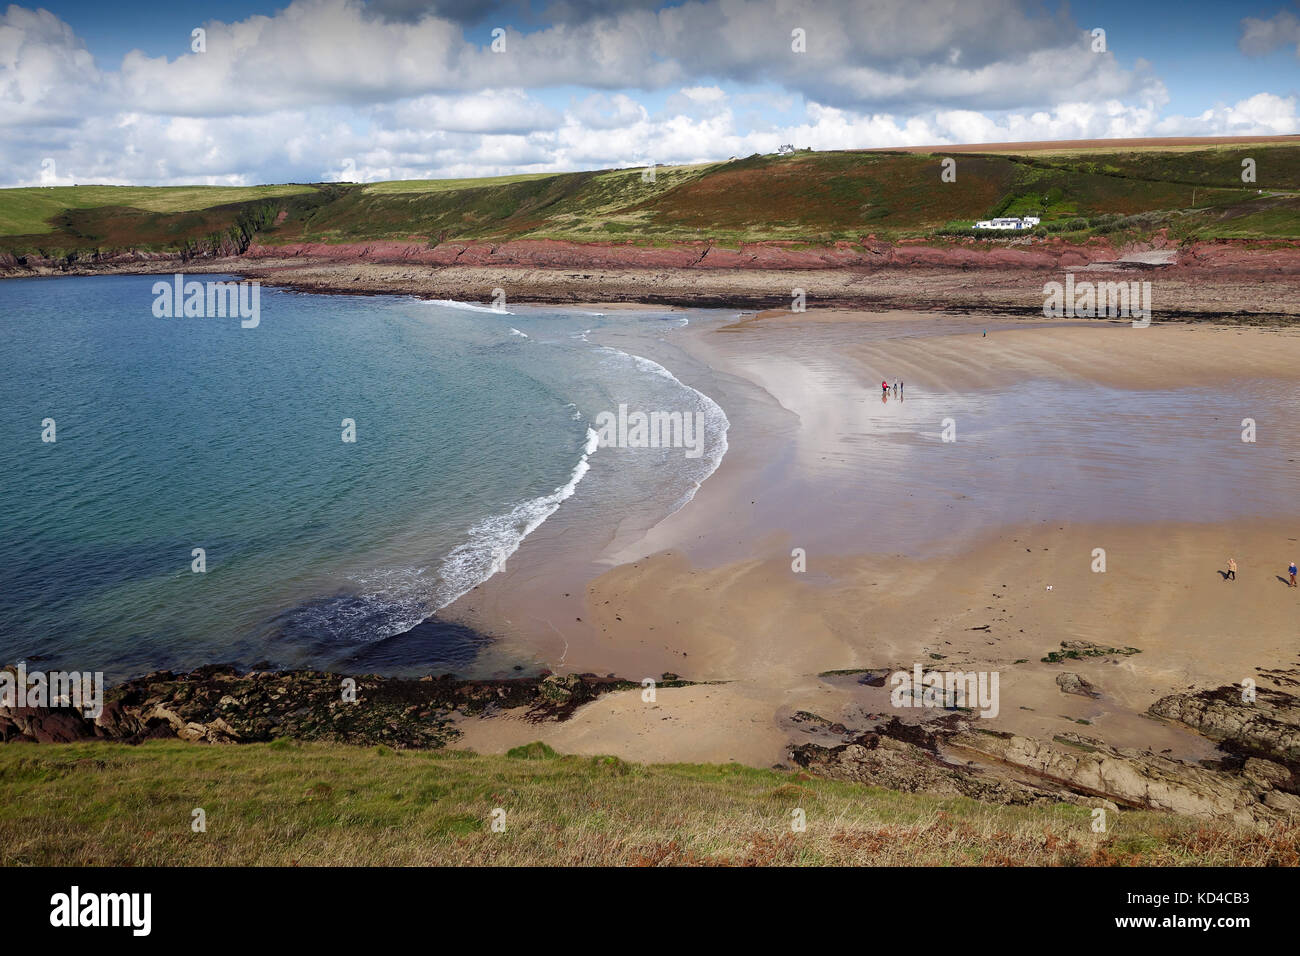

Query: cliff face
left=247, top=234, right=1300, bottom=275
left=0, top=247, right=180, bottom=273
left=240, top=235, right=1131, bottom=271
left=6, top=234, right=1297, bottom=280
left=4, top=234, right=1299, bottom=325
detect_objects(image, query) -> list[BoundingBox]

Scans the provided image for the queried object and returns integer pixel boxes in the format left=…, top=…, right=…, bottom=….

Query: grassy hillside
left=1, top=740, right=1295, bottom=866
left=1, top=141, right=1296, bottom=259
left=0, top=184, right=314, bottom=239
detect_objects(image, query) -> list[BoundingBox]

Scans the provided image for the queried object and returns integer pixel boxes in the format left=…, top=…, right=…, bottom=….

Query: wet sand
left=453, top=314, right=1300, bottom=766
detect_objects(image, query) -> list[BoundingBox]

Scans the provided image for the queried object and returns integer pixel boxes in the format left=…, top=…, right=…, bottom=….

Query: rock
left=1242, top=757, right=1293, bottom=789
left=1149, top=683, right=1300, bottom=770
left=1043, top=641, right=1140, bottom=664
left=1264, top=791, right=1300, bottom=814
left=791, top=710, right=1294, bottom=823
left=788, top=711, right=850, bottom=736
left=948, top=728, right=1269, bottom=823
left=0, top=707, right=96, bottom=743
left=537, top=674, right=577, bottom=703
left=1056, top=673, right=1101, bottom=698
left=790, top=717, right=1080, bottom=808
left=0, top=665, right=662, bottom=751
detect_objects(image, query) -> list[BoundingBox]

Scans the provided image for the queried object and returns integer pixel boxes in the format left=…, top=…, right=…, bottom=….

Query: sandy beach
left=452, top=312, right=1300, bottom=770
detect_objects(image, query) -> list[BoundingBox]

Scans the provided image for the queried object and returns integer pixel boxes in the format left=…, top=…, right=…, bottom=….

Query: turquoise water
left=0, top=276, right=727, bottom=680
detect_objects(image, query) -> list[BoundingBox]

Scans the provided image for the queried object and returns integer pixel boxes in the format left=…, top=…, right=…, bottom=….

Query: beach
left=451, top=312, right=1300, bottom=769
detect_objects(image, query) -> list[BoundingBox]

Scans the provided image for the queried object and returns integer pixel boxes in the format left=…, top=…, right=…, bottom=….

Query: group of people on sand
left=1225, top=556, right=1298, bottom=587
left=881, top=380, right=904, bottom=400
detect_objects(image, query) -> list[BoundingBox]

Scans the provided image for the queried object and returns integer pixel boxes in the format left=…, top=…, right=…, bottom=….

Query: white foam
left=333, top=567, right=435, bottom=640
left=509, top=327, right=529, bottom=338
left=631, top=351, right=729, bottom=515
left=427, top=298, right=514, bottom=315
left=591, top=344, right=730, bottom=517
left=334, top=321, right=726, bottom=642
left=432, top=427, right=600, bottom=609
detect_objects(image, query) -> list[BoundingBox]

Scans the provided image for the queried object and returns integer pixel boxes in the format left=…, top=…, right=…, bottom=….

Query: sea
left=0, top=275, right=729, bottom=681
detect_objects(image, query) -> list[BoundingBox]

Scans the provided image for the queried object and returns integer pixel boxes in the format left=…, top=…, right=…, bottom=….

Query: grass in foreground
left=0, top=740, right=1294, bottom=866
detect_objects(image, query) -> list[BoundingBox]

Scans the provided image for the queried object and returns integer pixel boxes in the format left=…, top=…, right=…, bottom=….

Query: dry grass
left=1, top=740, right=1295, bottom=866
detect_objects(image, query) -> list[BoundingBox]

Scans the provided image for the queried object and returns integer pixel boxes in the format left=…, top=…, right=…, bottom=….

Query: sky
left=2, top=0, right=1298, bottom=187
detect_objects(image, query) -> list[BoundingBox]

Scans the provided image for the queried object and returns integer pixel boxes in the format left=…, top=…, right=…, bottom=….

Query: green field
left=0, top=740, right=1294, bottom=866
left=1, top=142, right=1296, bottom=259
left=0, top=184, right=315, bottom=239
left=362, top=171, right=593, bottom=194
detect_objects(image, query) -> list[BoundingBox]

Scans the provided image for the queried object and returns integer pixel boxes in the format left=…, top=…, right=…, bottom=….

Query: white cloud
left=0, top=2, right=1296, bottom=187
left=1239, top=8, right=1300, bottom=57
left=0, top=5, right=100, bottom=126
left=58, top=0, right=1159, bottom=119
left=381, top=90, right=561, bottom=133
left=664, top=85, right=729, bottom=117
left=1160, top=92, right=1300, bottom=137
left=569, top=92, right=647, bottom=129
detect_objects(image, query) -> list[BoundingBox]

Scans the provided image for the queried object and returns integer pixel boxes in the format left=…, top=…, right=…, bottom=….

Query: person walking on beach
left=1227, top=557, right=1237, bottom=581
left=882, top=380, right=889, bottom=396
left=1289, top=561, right=1297, bottom=587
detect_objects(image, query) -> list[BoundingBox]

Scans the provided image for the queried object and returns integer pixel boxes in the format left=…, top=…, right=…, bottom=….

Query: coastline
left=450, top=311, right=1300, bottom=818
left=3, top=241, right=1300, bottom=320
left=6, top=277, right=1300, bottom=821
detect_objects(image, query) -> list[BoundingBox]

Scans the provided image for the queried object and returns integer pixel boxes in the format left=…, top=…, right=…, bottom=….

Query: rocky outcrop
left=1149, top=682, right=1300, bottom=772
left=240, top=237, right=1129, bottom=272
left=949, top=729, right=1272, bottom=824
left=231, top=236, right=1300, bottom=275
left=791, top=710, right=1299, bottom=823
left=0, top=664, right=686, bottom=749
left=1042, top=640, right=1140, bottom=664
left=790, top=717, right=1113, bottom=810
left=1056, top=672, right=1101, bottom=698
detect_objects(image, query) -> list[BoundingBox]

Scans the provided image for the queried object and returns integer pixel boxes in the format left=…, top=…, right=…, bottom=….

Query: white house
left=974, top=216, right=1040, bottom=231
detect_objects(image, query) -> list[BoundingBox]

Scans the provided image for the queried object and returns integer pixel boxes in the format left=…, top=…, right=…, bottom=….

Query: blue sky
left=2, top=0, right=1297, bottom=186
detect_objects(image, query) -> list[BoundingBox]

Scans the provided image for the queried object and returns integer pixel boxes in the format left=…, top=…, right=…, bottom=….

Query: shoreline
left=6, top=283, right=1300, bottom=821
left=450, top=309, right=1300, bottom=819
left=3, top=247, right=1300, bottom=322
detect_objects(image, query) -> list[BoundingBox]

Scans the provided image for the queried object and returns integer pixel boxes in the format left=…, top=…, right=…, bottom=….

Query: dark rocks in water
left=0, top=665, right=682, bottom=750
